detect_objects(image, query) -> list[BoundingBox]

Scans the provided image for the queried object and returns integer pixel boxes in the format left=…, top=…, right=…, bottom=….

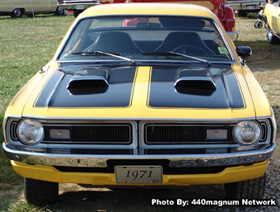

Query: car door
left=0, top=0, right=29, bottom=12
left=33, top=0, right=56, bottom=12
left=276, top=5, right=280, bottom=34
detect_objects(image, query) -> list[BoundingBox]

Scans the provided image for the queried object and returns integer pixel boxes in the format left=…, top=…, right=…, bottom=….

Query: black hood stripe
left=35, top=65, right=244, bottom=109
left=148, top=66, right=244, bottom=109
left=35, top=67, right=136, bottom=108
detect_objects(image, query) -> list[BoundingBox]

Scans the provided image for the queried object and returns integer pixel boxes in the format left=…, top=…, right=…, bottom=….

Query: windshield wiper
left=72, top=50, right=135, bottom=65
left=143, top=52, right=211, bottom=66
left=168, top=51, right=211, bottom=67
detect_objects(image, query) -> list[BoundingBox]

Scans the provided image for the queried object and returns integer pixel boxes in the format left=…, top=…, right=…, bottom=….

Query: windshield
left=58, top=16, right=233, bottom=62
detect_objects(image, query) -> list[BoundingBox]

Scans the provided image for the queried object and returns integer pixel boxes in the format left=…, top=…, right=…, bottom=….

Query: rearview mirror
left=236, top=46, right=252, bottom=65
left=236, top=46, right=252, bottom=58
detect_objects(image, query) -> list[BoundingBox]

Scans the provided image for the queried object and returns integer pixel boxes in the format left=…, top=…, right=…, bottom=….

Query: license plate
left=76, top=5, right=84, bottom=10
left=115, top=166, right=163, bottom=184
left=247, top=6, right=256, bottom=10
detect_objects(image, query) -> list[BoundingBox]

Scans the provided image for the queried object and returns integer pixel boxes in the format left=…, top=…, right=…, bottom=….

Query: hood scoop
left=174, top=69, right=216, bottom=96
left=67, top=69, right=109, bottom=95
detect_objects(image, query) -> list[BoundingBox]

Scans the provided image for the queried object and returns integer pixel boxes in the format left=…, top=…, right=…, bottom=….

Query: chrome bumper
left=3, top=143, right=275, bottom=168
left=227, top=31, right=239, bottom=41
left=228, top=3, right=261, bottom=11
left=58, top=3, right=101, bottom=10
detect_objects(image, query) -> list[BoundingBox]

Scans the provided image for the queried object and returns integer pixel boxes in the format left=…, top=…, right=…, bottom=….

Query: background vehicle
left=0, top=0, right=64, bottom=18
left=226, top=0, right=265, bottom=17
left=264, top=3, right=280, bottom=44
left=59, top=0, right=238, bottom=40
left=128, top=0, right=238, bottom=40
left=58, top=0, right=101, bottom=17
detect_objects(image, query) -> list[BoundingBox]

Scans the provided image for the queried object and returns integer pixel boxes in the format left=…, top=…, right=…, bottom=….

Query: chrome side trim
left=213, top=21, right=237, bottom=61
left=3, top=143, right=275, bottom=168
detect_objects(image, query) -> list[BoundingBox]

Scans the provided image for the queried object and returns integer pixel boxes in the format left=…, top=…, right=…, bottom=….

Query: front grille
left=144, top=123, right=234, bottom=145
left=71, top=149, right=134, bottom=155
left=43, top=123, right=132, bottom=144
left=8, top=119, right=270, bottom=157
left=144, top=149, right=206, bottom=155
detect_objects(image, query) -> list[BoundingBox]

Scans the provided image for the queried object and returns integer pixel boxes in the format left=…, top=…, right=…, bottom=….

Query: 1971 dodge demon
left=2, top=3, right=276, bottom=204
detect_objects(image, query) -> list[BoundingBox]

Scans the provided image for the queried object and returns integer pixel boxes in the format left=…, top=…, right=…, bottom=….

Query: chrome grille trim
left=10, top=121, right=19, bottom=141
left=260, top=122, right=268, bottom=142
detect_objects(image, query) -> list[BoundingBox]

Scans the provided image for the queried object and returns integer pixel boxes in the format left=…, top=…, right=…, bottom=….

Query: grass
left=0, top=15, right=73, bottom=124
left=234, top=16, right=280, bottom=130
left=0, top=13, right=279, bottom=211
left=0, top=201, right=53, bottom=212
left=0, top=15, right=72, bottom=108
left=0, top=14, right=75, bottom=211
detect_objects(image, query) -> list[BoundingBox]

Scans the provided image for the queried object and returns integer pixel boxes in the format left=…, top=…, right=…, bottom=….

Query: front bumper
left=228, top=3, right=262, bottom=11
left=227, top=31, right=239, bottom=41
left=11, top=160, right=269, bottom=185
left=3, top=143, right=275, bottom=168
left=58, top=2, right=101, bottom=10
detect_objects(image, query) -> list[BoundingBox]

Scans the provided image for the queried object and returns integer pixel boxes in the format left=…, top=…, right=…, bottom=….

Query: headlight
left=17, top=119, right=44, bottom=145
left=233, top=121, right=262, bottom=145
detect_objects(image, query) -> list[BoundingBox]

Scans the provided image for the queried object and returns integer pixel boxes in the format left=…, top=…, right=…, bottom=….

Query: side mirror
left=236, top=46, right=252, bottom=65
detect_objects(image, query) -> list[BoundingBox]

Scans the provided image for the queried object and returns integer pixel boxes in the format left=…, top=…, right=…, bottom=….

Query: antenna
left=30, top=0, right=44, bottom=73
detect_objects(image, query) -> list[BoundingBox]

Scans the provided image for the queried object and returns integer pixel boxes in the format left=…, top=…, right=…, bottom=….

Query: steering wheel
left=172, top=45, right=209, bottom=56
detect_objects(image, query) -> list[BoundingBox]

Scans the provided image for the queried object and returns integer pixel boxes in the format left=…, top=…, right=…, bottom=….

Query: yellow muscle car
left=2, top=3, right=276, bottom=205
left=264, top=2, right=280, bottom=44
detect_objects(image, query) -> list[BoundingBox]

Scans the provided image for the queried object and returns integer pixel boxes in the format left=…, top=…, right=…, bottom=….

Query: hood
left=35, top=64, right=244, bottom=109
left=17, top=63, right=259, bottom=120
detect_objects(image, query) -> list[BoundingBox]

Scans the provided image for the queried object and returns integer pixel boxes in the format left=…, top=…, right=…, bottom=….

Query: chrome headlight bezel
left=233, top=121, right=262, bottom=146
left=16, top=119, right=44, bottom=145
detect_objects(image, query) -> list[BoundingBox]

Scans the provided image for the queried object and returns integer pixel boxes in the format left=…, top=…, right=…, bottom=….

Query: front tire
left=24, top=178, right=59, bottom=205
left=55, top=6, right=66, bottom=16
left=224, top=174, right=266, bottom=199
left=73, top=10, right=81, bottom=17
left=11, top=8, right=23, bottom=18
left=237, top=10, right=247, bottom=17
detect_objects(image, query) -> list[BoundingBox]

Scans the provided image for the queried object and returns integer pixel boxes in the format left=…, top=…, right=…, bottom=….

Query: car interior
left=59, top=16, right=230, bottom=60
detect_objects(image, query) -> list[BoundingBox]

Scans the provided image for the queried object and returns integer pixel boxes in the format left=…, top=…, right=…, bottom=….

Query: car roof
left=79, top=3, right=216, bottom=20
